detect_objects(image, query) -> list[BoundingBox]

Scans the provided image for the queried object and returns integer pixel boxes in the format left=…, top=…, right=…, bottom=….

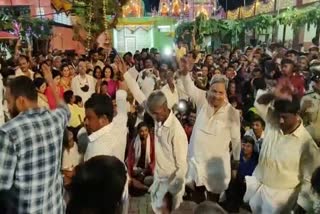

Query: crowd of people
left=0, top=37, right=320, bottom=214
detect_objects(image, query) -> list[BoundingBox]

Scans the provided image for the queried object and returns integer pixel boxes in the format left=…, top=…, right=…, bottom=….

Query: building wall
left=51, top=26, right=86, bottom=54
left=0, top=0, right=85, bottom=53
left=0, top=0, right=30, bottom=5
left=277, top=0, right=296, bottom=10
left=303, top=0, right=318, bottom=4
left=153, top=27, right=174, bottom=52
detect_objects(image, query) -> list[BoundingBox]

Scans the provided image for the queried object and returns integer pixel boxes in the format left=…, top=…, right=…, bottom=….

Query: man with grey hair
left=52, top=56, right=62, bottom=73
left=179, top=57, right=241, bottom=203
left=119, top=60, right=188, bottom=213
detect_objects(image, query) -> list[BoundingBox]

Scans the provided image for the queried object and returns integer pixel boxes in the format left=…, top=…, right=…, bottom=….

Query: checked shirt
left=0, top=104, right=70, bottom=214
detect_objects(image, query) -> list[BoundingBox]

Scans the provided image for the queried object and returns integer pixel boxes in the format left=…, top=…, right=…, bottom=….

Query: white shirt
left=124, top=72, right=188, bottom=211
left=248, top=89, right=320, bottom=211
left=175, top=78, right=189, bottom=101
left=127, top=66, right=139, bottom=81
left=137, top=69, right=157, bottom=98
left=62, top=143, right=82, bottom=171
left=180, top=74, right=241, bottom=193
left=84, top=90, right=128, bottom=162
left=15, top=68, right=34, bottom=80
left=71, top=74, right=96, bottom=103
left=161, top=84, right=179, bottom=109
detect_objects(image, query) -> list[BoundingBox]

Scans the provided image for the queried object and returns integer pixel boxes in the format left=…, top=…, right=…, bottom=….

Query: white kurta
left=161, top=84, right=179, bottom=109
left=83, top=90, right=129, bottom=214
left=244, top=89, right=320, bottom=213
left=84, top=90, right=128, bottom=162
left=137, top=69, right=157, bottom=98
left=15, top=68, right=34, bottom=80
left=180, top=74, right=241, bottom=194
left=71, top=74, right=96, bottom=103
left=124, top=72, right=188, bottom=213
left=127, top=66, right=139, bottom=81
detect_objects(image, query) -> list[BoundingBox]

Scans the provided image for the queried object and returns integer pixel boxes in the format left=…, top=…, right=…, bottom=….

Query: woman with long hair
left=60, top=64, right=72, bottom=91
left=33, top=77, right=49, bottom=109
left=102, top=65, right=118, bottom=99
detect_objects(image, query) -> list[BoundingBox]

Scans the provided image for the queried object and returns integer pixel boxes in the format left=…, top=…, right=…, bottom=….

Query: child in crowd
left=62, top=130, right=82, bottom=186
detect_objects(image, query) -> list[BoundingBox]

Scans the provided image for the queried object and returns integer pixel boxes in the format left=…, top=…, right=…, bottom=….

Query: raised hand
left=41, top=63, right=53, bottom=83
left=274, top=78, right=294, bottom=101
left=116, top=55, right=128, bottom=75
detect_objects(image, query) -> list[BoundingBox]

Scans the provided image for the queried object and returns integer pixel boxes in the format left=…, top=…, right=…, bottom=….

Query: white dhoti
left=244, top=176, right=299, bottom=214
left=149, top=177, right=184, bottom=213
left=121, top=174, right=130, bottom=214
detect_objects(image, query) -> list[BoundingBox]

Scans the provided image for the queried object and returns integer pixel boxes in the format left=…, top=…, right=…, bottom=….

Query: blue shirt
left=238, top=152, right=258, bottom=180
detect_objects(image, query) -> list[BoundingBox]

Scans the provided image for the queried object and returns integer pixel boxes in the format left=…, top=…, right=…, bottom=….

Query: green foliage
left=0, top=14, right=53, bottom=39
left=276, top=4, right=320, bottom=29
left=0, top=14, right=13, bottom=31
left=175, top=14, right=274, bottom=46
left=19, top=17, right=53, bottom=39
left=176, top=4, right=320, bottom=47
left=72, top=0, right=130, bottom=37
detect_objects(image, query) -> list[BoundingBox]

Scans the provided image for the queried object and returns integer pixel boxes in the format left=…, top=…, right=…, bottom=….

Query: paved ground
left=129, top=195, right=251, bottom=214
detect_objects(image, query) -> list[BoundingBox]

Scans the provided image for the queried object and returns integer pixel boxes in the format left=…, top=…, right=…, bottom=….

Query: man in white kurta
left=84, top=90, right=128, bottom=162
left=83, top=90, right=129, bottom=214
left=244, top=89, right=320, bottom=213
left=180, top=71, right=241, bottom=202
left=161, top=72, right=180, bottom=109
left=71, top=61, right=96, bottom=103
left=123, top=71, right=188, bottom=213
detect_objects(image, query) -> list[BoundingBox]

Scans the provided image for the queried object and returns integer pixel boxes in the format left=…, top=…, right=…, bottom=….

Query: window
left=36, top=7, right=45, bottom=18
left=53, top=12, right=72, bottom=26
left=157, top=25, right=171, bottom=32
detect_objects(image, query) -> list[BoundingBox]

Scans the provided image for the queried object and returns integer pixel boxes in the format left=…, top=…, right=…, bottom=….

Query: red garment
left=184, top=125, right=193, bottom=142
left=45, top=86, right=64, bottom=109
left=126, top=135, right=155, bottom=177
left=289, top=73, right=305, bottom=98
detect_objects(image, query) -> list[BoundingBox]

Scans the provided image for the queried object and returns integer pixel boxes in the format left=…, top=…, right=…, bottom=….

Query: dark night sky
left=143, top=0, right=160, bottom=12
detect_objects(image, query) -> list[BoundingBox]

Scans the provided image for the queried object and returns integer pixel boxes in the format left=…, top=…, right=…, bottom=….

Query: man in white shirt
left=83, top=90, right=129, bottom=214
left=137, top=58, right=158, bottom=97
left=83, top=91, right=128, bottom=162
left=52, top=56, right=62, bottom=73
left=244, top=81, right=320, bottom=213
left=15, top=55, right=34, bottom=80
left=161, top=71, right=180, bottom=110
left=71, top=60, right=96, bottom=103
left=121, top=62, right=188, bottom=213
left=179, top=57, right=241, bottom=203
left=90, top=50, right=105, bottom=69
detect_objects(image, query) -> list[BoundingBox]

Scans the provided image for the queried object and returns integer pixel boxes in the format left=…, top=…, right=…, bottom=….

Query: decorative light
left=172, top=0, right=181, bottom=16
left=160, top=2, right=169, bottom=16
left=196, top=5, right=209, bottom=18
left=86, top=2, right=93, bottom=49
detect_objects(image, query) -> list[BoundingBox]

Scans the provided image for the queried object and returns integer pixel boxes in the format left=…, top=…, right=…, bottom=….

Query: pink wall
left=1, top=0, right=86, bottom=53
left=50, top=26, right=86, bottom=54
left=0, top=0, right=53, bottom=18
left=0, top=0, right=30, bottom=5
